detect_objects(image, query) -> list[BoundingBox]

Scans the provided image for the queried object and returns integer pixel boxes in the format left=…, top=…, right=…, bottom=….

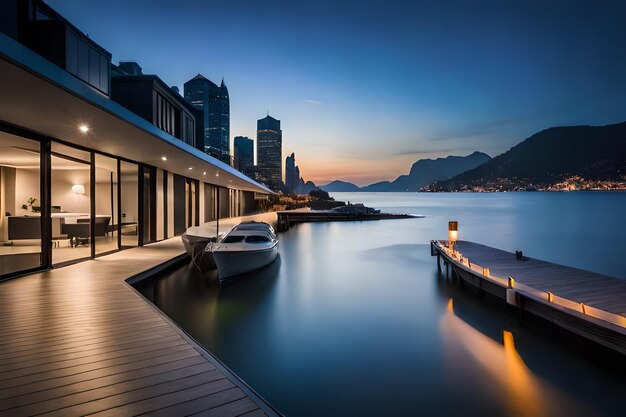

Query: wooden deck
left=432, top=240, right=626, bottom=354
left=0, top=238, right=278, bottom=417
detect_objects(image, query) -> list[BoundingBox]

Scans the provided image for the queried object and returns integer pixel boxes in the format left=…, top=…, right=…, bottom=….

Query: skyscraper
left=257, top=115, right=282, bottom=191
left=285, top=152, right=297, bottom=194
left=184, top=74, right=230, bottom=165
left=234, top=136, right=254, bottom=176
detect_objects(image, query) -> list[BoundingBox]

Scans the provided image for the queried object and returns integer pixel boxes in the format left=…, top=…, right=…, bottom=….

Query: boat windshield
left=245, top=235, right=271, bottom=243
left=222, top=235, right=245, bottom=243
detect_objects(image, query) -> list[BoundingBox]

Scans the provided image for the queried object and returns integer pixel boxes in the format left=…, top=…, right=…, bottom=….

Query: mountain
left=428, top=122, right=626, bottom=191
left=295, top=178, right=318, bottom=194
left=360, top=151, right=491, bottom=192
left=319, top=180, right=361, bottom=192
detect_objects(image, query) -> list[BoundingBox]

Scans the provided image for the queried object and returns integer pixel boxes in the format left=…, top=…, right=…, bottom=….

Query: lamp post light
left=448, top=221, right=458, bottom=248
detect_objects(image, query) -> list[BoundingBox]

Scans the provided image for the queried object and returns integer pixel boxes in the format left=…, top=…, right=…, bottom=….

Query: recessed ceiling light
left=188, top=167, right=193, bottom=170
left=79, top=125, right=89, bottom=133
left=203, top=171, right=206, bottom=175
left=161, top=156, right=167, bottom=161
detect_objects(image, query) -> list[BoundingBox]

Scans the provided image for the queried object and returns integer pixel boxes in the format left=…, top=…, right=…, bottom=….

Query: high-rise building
left=184, top=75, right=230, bottom=165
left=234, top=136, right=254, bottom=176
left=256, top=115, right=282, bottom=191
left=285, top=152, right=297, bottom=194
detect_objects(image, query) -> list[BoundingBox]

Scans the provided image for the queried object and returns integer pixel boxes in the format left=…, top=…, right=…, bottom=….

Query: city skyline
left=46, top=0, right=626, bottom=186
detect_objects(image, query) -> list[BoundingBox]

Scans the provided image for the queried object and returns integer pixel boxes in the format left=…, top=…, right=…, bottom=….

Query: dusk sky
left=48, top=0, right=626, bottom=186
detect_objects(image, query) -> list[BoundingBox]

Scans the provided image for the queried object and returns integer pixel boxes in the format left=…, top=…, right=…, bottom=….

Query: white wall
left=16, top=168, right=41, bottom=215
left=50, top=170, right=90, bottom=214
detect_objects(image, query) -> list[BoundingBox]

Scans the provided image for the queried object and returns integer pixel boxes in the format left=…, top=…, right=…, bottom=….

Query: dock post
left=437, top=253, right=441, bottom=272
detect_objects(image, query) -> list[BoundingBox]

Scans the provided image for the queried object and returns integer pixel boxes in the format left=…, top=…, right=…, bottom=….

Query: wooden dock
left=276, top=209, right=417, bottom=232
left=431, top=240, right=626, bottom=355
left=0, top=238, right=279, bottom=417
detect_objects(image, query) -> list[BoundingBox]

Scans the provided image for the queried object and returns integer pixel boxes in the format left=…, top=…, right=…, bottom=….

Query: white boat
left=182, top=225, right=218, bottom=271
left=211, top=221, right=279, bottom=282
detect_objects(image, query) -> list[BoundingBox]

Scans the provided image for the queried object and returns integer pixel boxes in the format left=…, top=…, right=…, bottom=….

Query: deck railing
left=434, top=241, right=626, bottom=330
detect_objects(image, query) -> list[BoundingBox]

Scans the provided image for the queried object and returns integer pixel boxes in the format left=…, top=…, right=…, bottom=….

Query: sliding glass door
left=0, top=132, right=42, bottom=276
left=50, top=144, right=92, bottom=266
left=120, top=161, right=139, bottom=247
left=95, top=154, right=118, bottom=255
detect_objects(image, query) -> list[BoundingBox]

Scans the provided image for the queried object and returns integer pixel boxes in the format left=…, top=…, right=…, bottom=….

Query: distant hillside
left=428, top=122, right=626, bottom=191
left=319, top=180, right=361, bottom=192
left=361, top=151, right=491, bottom=192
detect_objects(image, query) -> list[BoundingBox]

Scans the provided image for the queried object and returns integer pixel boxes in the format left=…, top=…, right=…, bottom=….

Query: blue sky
left=49, top=0, right=626, bottom=185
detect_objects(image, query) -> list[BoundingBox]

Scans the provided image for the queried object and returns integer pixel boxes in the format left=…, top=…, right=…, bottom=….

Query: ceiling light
left=161, top=156, right=167, bottom=161
left=78, top=125, right=89, bottom=133
left=188, top=167, right=193, bottom=170
left=203, top=171, right=206, bottom=175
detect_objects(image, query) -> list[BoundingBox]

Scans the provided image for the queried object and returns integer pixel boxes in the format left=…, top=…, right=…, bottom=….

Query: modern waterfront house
left=0, top=0, right=272, bottom=279
left=257, top=115, right=283, bottom=192
left=111, top=61, right=199, bottom=150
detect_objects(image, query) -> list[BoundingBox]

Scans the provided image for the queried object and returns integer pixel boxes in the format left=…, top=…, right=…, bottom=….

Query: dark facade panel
left=173, top=174, right=186, bottom=235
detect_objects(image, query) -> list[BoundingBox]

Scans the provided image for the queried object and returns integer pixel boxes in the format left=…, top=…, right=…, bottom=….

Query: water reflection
left=441, top=299, right=594, bottom=417
left=142, top=193, right=626, bottom=416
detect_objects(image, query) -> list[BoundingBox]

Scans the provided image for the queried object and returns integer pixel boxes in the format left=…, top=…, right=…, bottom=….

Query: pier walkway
left=0, top=238, right=278, bottom=417
left=432, top=240, right=626, bottom=354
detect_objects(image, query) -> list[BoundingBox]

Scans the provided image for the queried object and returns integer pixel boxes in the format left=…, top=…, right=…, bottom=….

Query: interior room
left=0, top=131, right=41, bottom=275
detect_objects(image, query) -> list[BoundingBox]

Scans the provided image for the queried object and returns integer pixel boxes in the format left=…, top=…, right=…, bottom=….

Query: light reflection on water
left=442, top=299, right=595, bottom=417
left=142, top=192, right=625, bottom=417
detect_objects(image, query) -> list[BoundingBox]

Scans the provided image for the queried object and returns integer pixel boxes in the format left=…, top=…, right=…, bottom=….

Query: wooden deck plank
left=0, top=345, right=196, bottom=389
left=0, top=237, right=277, bottom=417
left=2, top=365, right=218, bottom=416
left=0, top=355, right=208, bottom=410
left=86, top=378, right=236, bottom=417
left=452, top=241, right=626, bottom=315
left=190, top=397, right=259, bottom=417
left=138, top=387, right=247, bottom=417
left=38, top=371, right=226, bottom=417
left=0, top=349, right=203, bottom=401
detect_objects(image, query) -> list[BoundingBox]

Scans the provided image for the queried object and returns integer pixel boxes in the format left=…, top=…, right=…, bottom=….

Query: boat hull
left=181, top=233, right=216, bottom=271
left=213, top=244, right=279, bottom=281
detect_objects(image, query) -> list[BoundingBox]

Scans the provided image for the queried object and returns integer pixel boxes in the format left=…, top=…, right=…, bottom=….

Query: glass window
left=120, top=161, right=138, bottom=247
left=95, top=154, right=118, bottom=255
left=245, top=235, right=270, bottom=243
left=0, top=133, right=42, bottom=276
left=204, top=183, right=216, bottom=222
left=51, top=153, right=91, bottom=265
left=52, top=142, right=90, bottom=162
left=99, top=54, right=109, bottom=94
left=222, top=235, right=244, bottom=243
left=77, top=38, right=89, bottom=81
left=66, top=31, right=78, bottom=75
left=142, top=167, right=155, bottom=244
left=89, top=47, right=100, bottom=87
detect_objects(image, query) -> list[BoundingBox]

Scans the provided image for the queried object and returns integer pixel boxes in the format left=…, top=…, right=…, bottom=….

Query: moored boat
left=211, top=221, right=279, bottom=282
left=182, top=225, right=218, bottom=271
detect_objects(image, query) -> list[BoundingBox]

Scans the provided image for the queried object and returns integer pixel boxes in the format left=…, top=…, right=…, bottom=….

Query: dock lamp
left=448, top=221, right=458, bottom=248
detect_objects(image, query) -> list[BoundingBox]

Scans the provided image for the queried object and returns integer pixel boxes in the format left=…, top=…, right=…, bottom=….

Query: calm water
left=141, top=192, right=626, bottom=417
